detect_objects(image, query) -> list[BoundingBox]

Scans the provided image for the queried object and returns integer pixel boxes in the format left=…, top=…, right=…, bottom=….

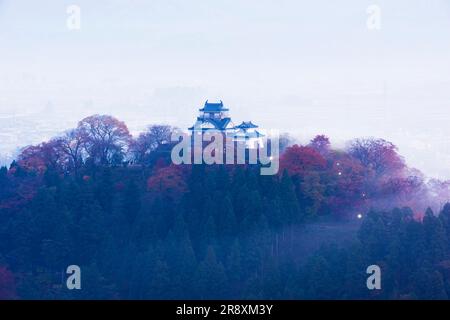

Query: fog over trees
left=1, top=114, right=450, bottom=299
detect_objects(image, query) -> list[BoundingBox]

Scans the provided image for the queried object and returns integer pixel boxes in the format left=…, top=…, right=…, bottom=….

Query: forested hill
left=1, top=114, right=450, bottom=299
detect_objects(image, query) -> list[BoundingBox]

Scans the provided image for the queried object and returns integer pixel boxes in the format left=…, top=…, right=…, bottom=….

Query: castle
left=189, top=100, right=264, bottom=148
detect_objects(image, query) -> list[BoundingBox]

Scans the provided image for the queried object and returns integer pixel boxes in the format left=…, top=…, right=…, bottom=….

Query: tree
left=348, top=138, right=404, bottom=177
left=164, top=213, right=197, bottom=298
left=227, top=240, right=242, bottom=290
left=303, top=254, right=334, bottom=299
left=308, top=135, right=330, bottom=155
left=59, top=129, right=85, bottom=173
left=95, top=168, right=115, bottom=214
left=423, top=208, right=448, bottom=263
left=147, top=165, right=188, bottom=201
left=280, top=145, right=326, bottom=177
left=17, top=139, right=65, bottom=174
left=131, top=125, right=175, bottom=164
left=279, top=170, right=301, bottom=223
left=0, top=266, right=17, bottom=299
left=77, top=115, right=131, bottom=165
left=327, top=154, right=366, bottom=216
left=149, top=259, right=172, bottom=299
left=413, top=268, right=448, bottom=299
left=121, top=180, right=141, bottom=225
left=358, top=210, right=389, bottom=260
left=194, top=246, right=228, bottom=299
left=215, top=196, right=237, bottom=239
left=0, top=166, right=8, bottom=180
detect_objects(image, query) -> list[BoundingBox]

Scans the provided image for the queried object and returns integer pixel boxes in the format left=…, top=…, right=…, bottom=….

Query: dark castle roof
left=233, top=130, right=264, bottom=139
left=189, top=117, right=232, bottom=131
left=234, top=121, right=258, bottom=129
left=199, top=100, right=229, bottom=112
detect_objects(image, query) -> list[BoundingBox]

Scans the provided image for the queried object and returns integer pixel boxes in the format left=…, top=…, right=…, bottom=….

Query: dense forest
left=1, top=114, right=450, bottom=299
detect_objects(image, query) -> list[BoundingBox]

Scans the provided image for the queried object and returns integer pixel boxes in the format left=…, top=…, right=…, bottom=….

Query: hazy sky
left=1, top=0, right=450, bottom=178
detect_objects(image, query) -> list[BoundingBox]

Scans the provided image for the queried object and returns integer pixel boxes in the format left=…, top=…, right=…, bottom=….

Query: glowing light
left=357, top=214, right=363, bottom=219
left=338, top=171, right=342, bottom=176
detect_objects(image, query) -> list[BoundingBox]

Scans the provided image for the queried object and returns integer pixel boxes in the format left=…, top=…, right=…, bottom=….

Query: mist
left=1, top=0, right=450, bottom=179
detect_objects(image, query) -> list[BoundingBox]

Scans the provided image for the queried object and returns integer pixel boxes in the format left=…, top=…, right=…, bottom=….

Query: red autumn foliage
left=17, top=139, right=65, bottom=174
left=17, top=145, right=47, bottom=173
left=330, top=155, right=367, bottom=204
left=16, top=115, right=133, bottom=174
left=147, top=165, right=188, bottom=200
left=280, top=145, right=327, bottom=176
left=348, top=138, right=405, bottom=177
left=6, top=109, right=445, bottom=219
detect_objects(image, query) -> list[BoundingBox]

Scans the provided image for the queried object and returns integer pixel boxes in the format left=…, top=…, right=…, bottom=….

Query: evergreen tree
left=413, top=268, right=448, bottom=299
left=149, top=259, right=172, bottom=299
left=194, top=246, right=228, bottom=299
left=279, top=170, right=301, bottom=224
left=216, top=195, right=237, bottom=240
left=424, top=208, right=448, bottom=263
left=226, top=239, right=242, bottom=295
left=0, top=166, right=7, bottom=179
left=304, top=254, right=334, bottom=299
left=440, top=203, right=450, bottom=251
left=121, top=180, right=141, bottom=226
left=95, top=168, right=114, bottom=214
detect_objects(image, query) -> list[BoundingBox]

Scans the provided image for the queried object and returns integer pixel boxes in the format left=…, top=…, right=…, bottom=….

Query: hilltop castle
left=189, top=100, right=264, bottom=148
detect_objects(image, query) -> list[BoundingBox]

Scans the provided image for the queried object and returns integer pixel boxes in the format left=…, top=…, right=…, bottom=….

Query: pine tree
left=304, top=254, right=334, bottom=299
left=199, top=215, right=217, bottom=257
left=214, top=166, right=230, bottom=193
left=0, top=167, right=8, bottom=193
left=230, top=167, right=249, bottom=223
left=0, top=166, right=7, bottom=178
left=95, top=168, right=114, bottom=214
left=216, top=195, right=237, bottom=239
left=43, top=167, right=60, bottom=187
left=149, top=259, right=171, bottom=299
left=261, top=258, right=283, bottom=299
left=439, top=203, right=450, bottom=251
left=164, top=212, right=197, bottom=297
left=423, top=208, right=448, bottom=263
left=413, top=268, right=448, bottom=299
left=226, top=239, right=242, bottom=296
left=241, top=190, right=263, bottom=230
left=342, top=244, right=367, bottom=299
left=279, top=170, right=301, bottom=224
left=121, top=180, right=141, bottom=226
left=194, top=246, right=228, bottom=299
left=358, top=210, right=389, bottom=260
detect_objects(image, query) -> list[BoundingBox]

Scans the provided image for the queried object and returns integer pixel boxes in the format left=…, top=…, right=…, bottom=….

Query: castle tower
left=233, top=121, right=264, bottom=149
left=189, top=100, right=234, bottom=132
